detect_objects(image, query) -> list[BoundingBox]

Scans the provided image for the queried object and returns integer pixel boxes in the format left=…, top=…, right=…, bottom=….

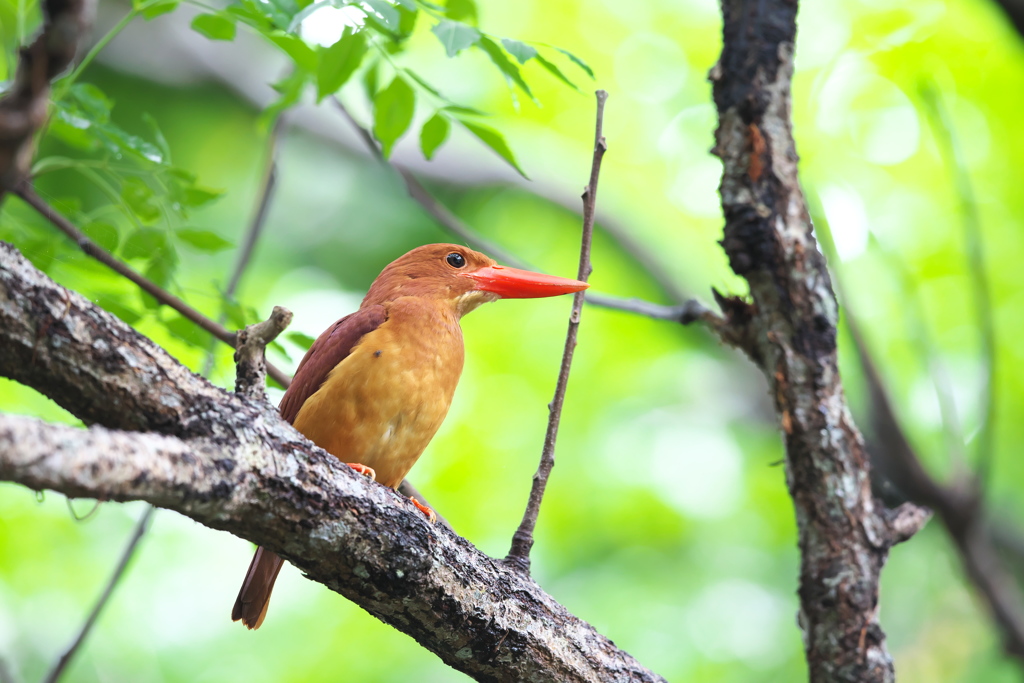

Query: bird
left=231, top=243, right=588, bottom=629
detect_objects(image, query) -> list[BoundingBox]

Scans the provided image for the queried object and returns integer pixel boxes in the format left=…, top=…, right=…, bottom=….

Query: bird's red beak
left=462, top=265, right=589, bottom=299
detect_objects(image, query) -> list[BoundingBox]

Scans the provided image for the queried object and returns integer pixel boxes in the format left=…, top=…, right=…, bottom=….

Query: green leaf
left=260, top=70, right=309, bottom=127
left=373, top=77, right=416, bottom=158
left=122, top=228, right=169, bottom=260
left=317, top=28, right=367, bottom=101
left=459, top=119, right=527, bottom=177
left=162, top=314, right=213, bottom=347
left=268, top=339, right=292, bottom=362
left=83, top=222, right=119, bottom=253
left=95, top=293, right=142, bottom=324
left=69, top=83, right=113, bottom=120
left=442, top=104, right=489, bottom=116
left=555, top=47, right=595, bottom=78
left=227, top=0, right=274, bottom=31
left=141, top=113, right=172, bottom=162
left=431, top=19, right=480, bottom=58
left=268, top=31, right=318, bottom=72
left=286, top=331, right=317, bottom=350
left=363, top=60, right=380, bottom=99
left=141, top=0, right=179, bottom=20
left=478, top=37, right=535, bottom=102
left=393, top=0, right=416, bottom=8
left=224, top=300, right=249, bottom=329
left=191, top=13, right=237, bottom=41
left=145, top=247, right=179, bottom=289
left=362, top=0, right=399, bottom=31
left=444, top=0, right=477, bottom=23
left=420, top=112, right=450, bottom=160
left=501, top=38, right=537, bottom=65
left=48, top=116, right=98, bottom=151
left=121, top=178, right=161, bottom=224
left=535, top=52, right=579, bottom=91
left=397, top=5, right=417, bottom=37
left=182, top=185, right=224, bottom=208
left=176, top=228, right=234, bottom=252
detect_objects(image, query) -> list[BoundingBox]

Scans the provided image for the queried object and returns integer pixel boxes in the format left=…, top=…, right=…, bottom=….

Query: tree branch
left=505, top=91, right=606, bottom=573
left=11, top=183, right=292, bottom=389
left=709, top=1, right=928, bottom=679
left=0, top=241, right=664, bottom=683
left=42, top=505, right=155, bottom=683
left=848, top=312, right=1024, bottom=661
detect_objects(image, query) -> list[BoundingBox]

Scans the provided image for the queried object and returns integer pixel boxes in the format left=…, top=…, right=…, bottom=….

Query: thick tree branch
left=709, top=1, right=927, bottom=680
left=12, top=184, right=293, bottom=388
left=0, top=241, right=663, bottom=683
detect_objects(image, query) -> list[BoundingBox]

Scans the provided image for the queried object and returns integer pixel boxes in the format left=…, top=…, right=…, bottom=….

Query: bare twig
left=504, top=91, right=607, bottom=574
left=11, top=183, right=292, bottom=389
left=920, top=85, right=997, bottom=487
left=234, top=306, right=292, bottom=401
left=42, top=505, right=155, bottom=683
left=225, top=115, right=284, bottom=300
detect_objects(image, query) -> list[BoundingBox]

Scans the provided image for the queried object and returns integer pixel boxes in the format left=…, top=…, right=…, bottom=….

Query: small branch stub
left=234, top=306, right=292, bottom=401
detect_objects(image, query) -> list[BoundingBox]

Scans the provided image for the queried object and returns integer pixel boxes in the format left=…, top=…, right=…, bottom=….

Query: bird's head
left=363, top=243, right=589, bottom=317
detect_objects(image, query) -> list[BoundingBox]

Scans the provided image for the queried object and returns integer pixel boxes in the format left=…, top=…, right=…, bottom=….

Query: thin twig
left=203, top=116, right=285, bottom=379
left=920, top=85, right=997, bottom=488
left=226, top=116, right=283, bottom=299
left=504, top=91, right=607, bottom=574
left=12, top=182, right=292, bottom=388
left=43, top=505, right=155, bottom=683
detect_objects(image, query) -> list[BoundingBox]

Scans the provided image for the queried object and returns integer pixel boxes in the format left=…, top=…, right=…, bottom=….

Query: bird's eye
left=446, top=252, right=466, bottom=268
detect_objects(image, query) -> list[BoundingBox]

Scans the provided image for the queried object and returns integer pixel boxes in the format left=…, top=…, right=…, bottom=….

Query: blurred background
left=1, top=0, right=1023, bottom=680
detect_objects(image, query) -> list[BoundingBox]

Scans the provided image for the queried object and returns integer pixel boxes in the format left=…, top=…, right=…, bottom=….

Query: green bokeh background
left=1, top=0, right=1023, bottom=680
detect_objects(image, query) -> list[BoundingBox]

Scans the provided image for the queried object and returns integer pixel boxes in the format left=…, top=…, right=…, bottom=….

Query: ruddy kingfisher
left=232, top=243, right=588, bottom=629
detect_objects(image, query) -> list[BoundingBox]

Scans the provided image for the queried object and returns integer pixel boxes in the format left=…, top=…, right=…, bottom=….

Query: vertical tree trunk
left=709, top=1, right=925, bottom=680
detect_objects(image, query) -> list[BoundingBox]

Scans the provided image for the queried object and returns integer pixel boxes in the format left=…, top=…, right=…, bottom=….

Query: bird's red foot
left=410, top=498, right=437, bottom=524
left=346, top=463, right=376, bottom=481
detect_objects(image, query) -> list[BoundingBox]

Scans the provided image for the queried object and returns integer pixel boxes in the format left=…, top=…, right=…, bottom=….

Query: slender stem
left=226, top=116, right=283, bottom=299
left=203, top=116, right=285, bottom=378
left=505, top=90, right=607, bottom=574
left=13, top=183, right=292, bottom=388
left=43, top=505, right=155, bottom=683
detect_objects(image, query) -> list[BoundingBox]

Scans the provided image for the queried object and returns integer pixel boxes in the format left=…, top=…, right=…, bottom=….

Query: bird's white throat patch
left=456, top=289, right=501, bottom=317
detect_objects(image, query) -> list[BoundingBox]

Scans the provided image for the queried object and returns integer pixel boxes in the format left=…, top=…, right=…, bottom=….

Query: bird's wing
left=278, top=304, right=388, bottom=424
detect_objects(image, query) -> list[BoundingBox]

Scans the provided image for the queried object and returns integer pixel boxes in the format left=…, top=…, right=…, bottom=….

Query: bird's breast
left=291, top=300, right=465, bottom=488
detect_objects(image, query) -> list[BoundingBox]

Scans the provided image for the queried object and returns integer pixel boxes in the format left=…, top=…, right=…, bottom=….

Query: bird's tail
left=232, top=546, right=285, bottom=629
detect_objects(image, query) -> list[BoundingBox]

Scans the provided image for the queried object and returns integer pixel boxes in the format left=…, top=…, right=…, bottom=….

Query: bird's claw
left=346, top=462, right=376, bottom=482
left=410, top=497, right=437, bottom=524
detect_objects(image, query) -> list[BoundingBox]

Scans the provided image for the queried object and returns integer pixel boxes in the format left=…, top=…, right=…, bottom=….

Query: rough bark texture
left=0, top=241, right=664, bottom=683
left=709, top=2, right=926, bottom=681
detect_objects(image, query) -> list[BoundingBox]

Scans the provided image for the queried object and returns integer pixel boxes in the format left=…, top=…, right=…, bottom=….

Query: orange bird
left=231, top=243, right=588, bottom=629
